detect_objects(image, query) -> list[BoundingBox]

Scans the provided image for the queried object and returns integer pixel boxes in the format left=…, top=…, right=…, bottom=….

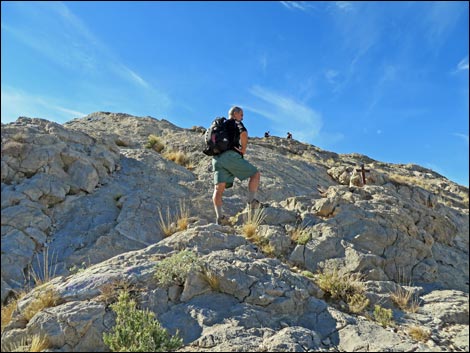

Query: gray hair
left=228, top=106, right=243, bottom=118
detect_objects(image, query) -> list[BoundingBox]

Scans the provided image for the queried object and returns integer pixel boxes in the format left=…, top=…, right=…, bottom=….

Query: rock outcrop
left=1, top=112, right=468, bottom=352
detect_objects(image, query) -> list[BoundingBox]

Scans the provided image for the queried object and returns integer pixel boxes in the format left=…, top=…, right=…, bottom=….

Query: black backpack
left=202, top=117, right=231, bottom=156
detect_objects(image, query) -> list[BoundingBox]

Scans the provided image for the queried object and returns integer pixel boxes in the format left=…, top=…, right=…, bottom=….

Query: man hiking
left=212, top=106, right=261, bottom=225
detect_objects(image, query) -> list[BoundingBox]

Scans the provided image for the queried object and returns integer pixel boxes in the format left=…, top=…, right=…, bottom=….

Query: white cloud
left=280, top=1, right=315, bottom=12
left=457, top=56, right=469, bottom=71
left=453, top=133, right=469, bottom=145
left=1, top=86, right=86, bottom=124
left=247, top=85, right=323, bottom=143
left=334, top=2, right=354, bottom=12
left=3, top=2, right=157, bottom=91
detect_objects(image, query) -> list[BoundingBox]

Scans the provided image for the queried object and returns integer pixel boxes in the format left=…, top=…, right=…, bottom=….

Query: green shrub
left=103, top=291, right=182, bottom=352
left=154, top=250, right=201, bottom=287
left=373, top=304, right=393, bottom=327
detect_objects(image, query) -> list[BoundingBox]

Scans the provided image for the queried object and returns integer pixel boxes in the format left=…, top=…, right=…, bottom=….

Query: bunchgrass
left=242, top=207, right=266, bottom=239
left=315, top=268, right=369, bottom=314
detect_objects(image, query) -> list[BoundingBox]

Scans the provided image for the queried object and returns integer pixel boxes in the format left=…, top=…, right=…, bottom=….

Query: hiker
left=264, top=131, right=270, bottom=138
left=212, top=106, right=261, bottom=225
left=287, top=132, right=292, bottom=139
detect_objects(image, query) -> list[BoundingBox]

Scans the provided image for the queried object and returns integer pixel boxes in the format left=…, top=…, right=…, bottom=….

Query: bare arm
left=239, top=131, right=248, bottom=155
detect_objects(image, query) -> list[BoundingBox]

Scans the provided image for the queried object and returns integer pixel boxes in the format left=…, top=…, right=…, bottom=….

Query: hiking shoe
left=216, top=215, right=231, bottom=226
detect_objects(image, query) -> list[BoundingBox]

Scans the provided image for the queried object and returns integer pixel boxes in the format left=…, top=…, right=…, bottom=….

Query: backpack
left=202, top=117, right=231, bottom=156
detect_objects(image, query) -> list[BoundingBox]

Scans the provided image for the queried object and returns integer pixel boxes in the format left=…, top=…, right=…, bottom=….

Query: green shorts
left=213, top=150, right=258, bottom=188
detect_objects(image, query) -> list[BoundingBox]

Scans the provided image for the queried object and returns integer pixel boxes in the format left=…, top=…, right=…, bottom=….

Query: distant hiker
left=212, top=106, right=261, bottom=225
left=287, top=132, right=292, bottom=139
left=264, top=131, right=270, bottom=138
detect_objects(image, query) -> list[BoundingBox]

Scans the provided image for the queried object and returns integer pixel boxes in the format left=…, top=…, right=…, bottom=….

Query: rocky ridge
left=1, top=112, right=468, bottom=351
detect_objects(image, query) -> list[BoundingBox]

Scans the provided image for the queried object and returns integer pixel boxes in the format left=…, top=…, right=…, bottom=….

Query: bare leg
left=248, top=171, right=260, bottom=193
left=247, top=171, right=260, bottom=203
left=213, top=182, right=226, bottom=219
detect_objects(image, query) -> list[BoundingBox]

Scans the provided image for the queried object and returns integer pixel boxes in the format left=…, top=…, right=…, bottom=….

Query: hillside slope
left=1, top=112, right=468, bottom=352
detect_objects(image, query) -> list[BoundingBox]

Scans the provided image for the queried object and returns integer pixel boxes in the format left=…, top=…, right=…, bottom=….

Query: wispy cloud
left=456, top=56, right=469, bottom=72
left=422, top=2, right=464, bottom=50
left=453, top=133, right=469, bottom=145
left=1, top=86, right=86, bottom=124
left=334, top=2, right=354, bottom=13
left=280, top=1, right=315, bottom=12
left=247, top=85, right=323, bottom=143
left=3, top=2, right=159, bottom=92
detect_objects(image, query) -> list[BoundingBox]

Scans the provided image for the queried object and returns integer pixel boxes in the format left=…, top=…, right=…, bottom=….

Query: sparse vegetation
left=373, top=304, right=393, bottom=327
left=390, top=285, right=420, bottom=313
left=242, top=207, right=266, bottom=239
left=1, top=334, right=50, bottom=352
left=290, top=223, right=311, bottom=245
left=145, top=134, right=165, bottom=152
left=1, top=292, right=27, bottom=332
left=391, top=270, right=421, bottom=313
left=240, top=208, right=275, bottom=256
left=201, top=267, right=221, bottom=292
left=22, top=286, right=61, bottom=322
left=315, top=268, right=369, bottom=314
left=103, top=290, right=182, bottom=352
left=98, top=279, right=136, bottom=305
left=163, top=150, right=193, bottom=169
left=28, top=246, right=58, bottom=287
left=157, top=200, right=191, bottom=237
left=154, top=250, right=201, bottom=287
left=407, top=325, right=431, bottom=342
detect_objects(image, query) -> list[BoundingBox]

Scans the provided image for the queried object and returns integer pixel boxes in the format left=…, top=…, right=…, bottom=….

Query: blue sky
left=2, top=1, right=469, bottom=187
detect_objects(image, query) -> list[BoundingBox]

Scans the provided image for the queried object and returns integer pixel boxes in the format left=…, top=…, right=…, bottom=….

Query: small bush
left=103, top=291, right=182, bottom=352
left=145, top=134, right=165, bottom=152
left=290, top=224, right=311, bottom=245
left=154, top=250, right=201, bottom=287
left=373, top=304, right=393, bottom=327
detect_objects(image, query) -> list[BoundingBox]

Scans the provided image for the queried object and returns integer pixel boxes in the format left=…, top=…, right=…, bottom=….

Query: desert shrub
left=103, top=291, right=182, bottom=352
left=373, top=304, right=393, bottom=327
left=154, top=250, right=201, bottom=287
left=145, top=134, right=165, bottom=152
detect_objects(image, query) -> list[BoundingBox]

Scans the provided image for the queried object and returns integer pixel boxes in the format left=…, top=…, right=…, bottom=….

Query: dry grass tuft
left=315, top=268, right=369, bottom=314
left=23, top=286, right=61, bottom=322
left=145, top=134, right=165, bottom=152
left=290, top=223, right=311, bottom=245
left=163, top=150, right=191, bottom=168
left=407, top=325, right=431, bottom=342
left=158, top=199, right=191, bottom=237
left=242, top=207, right=266, bottom=239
